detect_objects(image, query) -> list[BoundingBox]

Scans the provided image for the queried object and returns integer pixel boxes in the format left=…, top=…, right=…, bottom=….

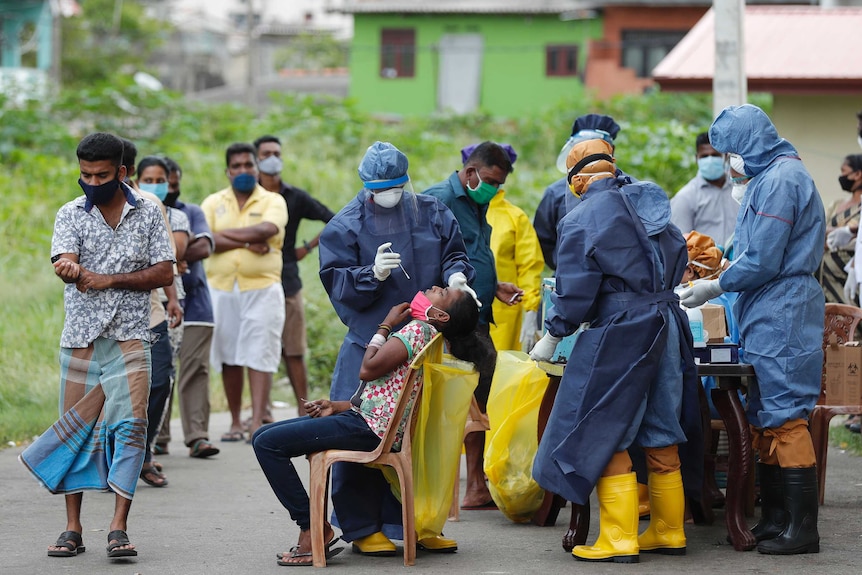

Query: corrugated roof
left=653, top=6, right=862, bottom=93
left=335, top=0, right=817, bottom=14
left=336, top=0, right=598, bottom=14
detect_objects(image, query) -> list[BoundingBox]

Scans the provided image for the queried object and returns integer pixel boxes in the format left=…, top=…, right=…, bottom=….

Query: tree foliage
left=61, top=0, right=166, bottom=87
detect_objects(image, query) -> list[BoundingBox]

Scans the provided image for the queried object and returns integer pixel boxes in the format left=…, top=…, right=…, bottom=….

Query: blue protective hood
left=708, top=104, right=798, bottom=178
left=618, top=181, right=671, bottom=236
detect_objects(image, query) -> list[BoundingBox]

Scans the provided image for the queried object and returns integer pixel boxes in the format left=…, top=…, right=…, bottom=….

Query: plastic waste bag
left=484, top=350, right=550, bottom=523
left=380, top=349, right=478, bottom=539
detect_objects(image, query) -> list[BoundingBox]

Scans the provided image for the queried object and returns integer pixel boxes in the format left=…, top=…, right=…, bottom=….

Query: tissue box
left=824, top=341, right=862, bottom=405
left=701, top=303, right=728, bottom=343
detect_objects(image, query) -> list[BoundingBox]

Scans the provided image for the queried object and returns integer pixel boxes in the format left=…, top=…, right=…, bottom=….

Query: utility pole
left=50, top=0, right=62, bottom=86
left=245, top=0, right=256, bottom=108
left=712, top=0, right=746, bottom=118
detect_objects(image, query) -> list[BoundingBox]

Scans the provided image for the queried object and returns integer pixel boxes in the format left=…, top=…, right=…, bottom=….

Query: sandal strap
left=55, top=531, right=83, bottom=549
left=107, top=530, right=131, bottom=548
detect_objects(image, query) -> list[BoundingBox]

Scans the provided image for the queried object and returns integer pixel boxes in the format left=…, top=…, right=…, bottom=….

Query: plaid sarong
left=20, top=338, right=150, bottom=500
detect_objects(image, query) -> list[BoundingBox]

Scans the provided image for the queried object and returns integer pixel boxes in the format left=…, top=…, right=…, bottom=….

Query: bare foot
left=278, top=525, right=336, bottom=565
left=461, top=488, right=494, bottom=509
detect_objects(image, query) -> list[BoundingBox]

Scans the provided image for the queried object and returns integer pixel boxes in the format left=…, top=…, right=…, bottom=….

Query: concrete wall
left=772, top=95, right=862, bottom=211
left=350, top=14, right=602, bottom=117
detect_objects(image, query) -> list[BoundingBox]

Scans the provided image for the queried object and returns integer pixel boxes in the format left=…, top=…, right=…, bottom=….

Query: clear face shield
left=555, top=129, right=614, bottom=173
left=361, top=179, right=420, bottom=235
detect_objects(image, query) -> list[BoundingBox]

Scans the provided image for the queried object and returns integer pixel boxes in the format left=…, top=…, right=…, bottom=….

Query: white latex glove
left=520, top=310, right=539, bottom=352
left=827, top=226, right=855, bottom=252
left=529, top=332, right=562, bottom=361
left=679, top=278, right=724, bottom=308
left=844, top=273, right=859, bottom=304
left=448, top=271, right=482, bottom=308
left=373, top=242, right=401, bottom=281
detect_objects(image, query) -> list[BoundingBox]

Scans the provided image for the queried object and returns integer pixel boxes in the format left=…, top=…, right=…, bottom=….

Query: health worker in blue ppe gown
left=530, top=138, right=703, bottom=564
left=318, top=141, right=474, bottom=554
left=680, top=104, right=825, bottom=556
left=534, top=114, right=622, bottom=270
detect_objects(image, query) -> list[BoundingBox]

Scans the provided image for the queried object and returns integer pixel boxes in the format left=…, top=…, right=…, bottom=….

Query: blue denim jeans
left=145, top=320, right=172, bottom=464
left=252, top=411, right=380, bottom=531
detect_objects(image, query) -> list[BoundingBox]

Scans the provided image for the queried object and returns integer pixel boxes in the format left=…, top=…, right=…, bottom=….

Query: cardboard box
left=824, top=342, right=862, bottom=405
left=701, top=303, right=728, bottom=343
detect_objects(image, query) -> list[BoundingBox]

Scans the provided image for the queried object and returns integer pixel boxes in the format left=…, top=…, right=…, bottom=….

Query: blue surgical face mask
left=697, top=155, right=725, bottom=182
left=139, top=181, right=169, bottom=201
left=232, top=173, right=257, bottom=194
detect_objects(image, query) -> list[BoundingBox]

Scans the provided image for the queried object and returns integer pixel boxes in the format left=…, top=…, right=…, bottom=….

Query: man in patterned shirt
left=20, top=132, right=175, bottom=559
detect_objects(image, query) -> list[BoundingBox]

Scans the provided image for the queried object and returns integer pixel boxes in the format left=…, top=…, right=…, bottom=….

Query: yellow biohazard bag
left=484, top=350, right=550, bottom=523
left=380, top=344, right=478, bottom=539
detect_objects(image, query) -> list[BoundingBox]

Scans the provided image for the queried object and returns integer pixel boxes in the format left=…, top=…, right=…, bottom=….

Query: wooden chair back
left=308, top=333, right=443, bottom=567
left=811, top=303, right=862, bottom=504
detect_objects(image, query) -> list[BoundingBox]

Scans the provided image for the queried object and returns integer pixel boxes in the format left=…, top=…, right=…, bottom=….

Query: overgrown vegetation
left=1, top=79, right=748, bottom=444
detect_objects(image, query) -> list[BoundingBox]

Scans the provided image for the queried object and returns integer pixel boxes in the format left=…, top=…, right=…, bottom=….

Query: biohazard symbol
left=848, top=363, right=859, bottom=375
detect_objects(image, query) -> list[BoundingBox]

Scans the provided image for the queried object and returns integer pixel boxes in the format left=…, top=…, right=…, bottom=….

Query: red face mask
left=410, top=290, right=440, bottom=321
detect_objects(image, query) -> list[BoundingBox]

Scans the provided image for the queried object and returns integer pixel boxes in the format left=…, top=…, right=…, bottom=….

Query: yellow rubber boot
left=573, top=472, right=639, bottom=563
left=351, top=532, right=396, bottom=556
left=637, top=471, right=687, bottom=555
left=638, top=483, right=650, bottom=518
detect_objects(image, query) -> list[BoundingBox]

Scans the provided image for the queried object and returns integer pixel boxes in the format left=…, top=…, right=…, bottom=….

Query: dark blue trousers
left=252, top=411, right=380, bottom=531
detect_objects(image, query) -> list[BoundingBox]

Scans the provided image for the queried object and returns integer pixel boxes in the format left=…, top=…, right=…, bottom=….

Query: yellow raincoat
left=488, top=190, right=545, bottom=351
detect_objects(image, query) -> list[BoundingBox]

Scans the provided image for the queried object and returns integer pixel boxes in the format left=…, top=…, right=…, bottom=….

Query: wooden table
left=531, top=361, right=757, bottom=552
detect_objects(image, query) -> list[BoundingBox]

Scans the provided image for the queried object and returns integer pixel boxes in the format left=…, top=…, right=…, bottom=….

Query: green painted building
left=337, top=1, right=602, bottom=117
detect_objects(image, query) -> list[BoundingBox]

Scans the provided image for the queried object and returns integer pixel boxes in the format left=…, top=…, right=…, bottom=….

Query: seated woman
left=252, top=286, right=480, bottom=566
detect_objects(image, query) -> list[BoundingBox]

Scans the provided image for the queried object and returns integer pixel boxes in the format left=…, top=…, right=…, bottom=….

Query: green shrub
left=0, top=83, right=739, bottom=445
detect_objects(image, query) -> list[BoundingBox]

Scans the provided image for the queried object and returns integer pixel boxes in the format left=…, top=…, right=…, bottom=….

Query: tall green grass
left=0, top=86, right=723, bottom=445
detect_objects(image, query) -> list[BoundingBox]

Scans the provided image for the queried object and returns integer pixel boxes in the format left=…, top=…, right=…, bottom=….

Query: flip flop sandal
left=139, top=464, right=168, bottom=487
left=189, top=439, right=220, bottom=458
left=277, top=537, right=342, bottom=561
left=220, top=430, right=245, bottom=442
left=106, top=530, right=137, bottom=558
left=152, top=443, right=169, bottom=455
left=48, top=531, right=86, bottom=557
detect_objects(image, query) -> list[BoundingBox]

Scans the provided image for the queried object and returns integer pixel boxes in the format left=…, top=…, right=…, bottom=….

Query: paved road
left=2, top=409, right=861, bottom=574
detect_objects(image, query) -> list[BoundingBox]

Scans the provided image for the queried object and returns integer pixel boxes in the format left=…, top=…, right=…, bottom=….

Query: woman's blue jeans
left=252, top=411, right=380, bottom=531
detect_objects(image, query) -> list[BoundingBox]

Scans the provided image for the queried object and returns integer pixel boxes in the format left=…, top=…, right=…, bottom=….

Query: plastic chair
left=448, top=396, right=490, bottom=522
left=810, top=303, right=862, bottom=504
left=308, top=333, right=443, bottom=567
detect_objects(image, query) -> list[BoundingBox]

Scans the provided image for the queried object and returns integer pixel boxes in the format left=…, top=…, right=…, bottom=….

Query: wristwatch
left=303, top=240, right=313, bottom=251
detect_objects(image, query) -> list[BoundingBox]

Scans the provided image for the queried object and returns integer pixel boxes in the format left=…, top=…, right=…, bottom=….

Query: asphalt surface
left=2, top=408, right=861, bottom=575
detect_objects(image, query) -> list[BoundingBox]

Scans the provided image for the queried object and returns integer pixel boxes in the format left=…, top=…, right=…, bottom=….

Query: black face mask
left=79, top=172, right=120, bottom=205
left=164, top=191, right=180, bottom=207
left=839, top=174, right=855, bottom=192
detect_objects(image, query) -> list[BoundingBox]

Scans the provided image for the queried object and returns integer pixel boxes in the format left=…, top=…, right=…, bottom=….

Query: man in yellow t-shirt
left=202, top=142, right=288, bottom=442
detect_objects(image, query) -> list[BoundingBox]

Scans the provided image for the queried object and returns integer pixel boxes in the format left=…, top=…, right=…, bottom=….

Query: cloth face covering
left=410, top=290, right=440, bottom=321
left=232, top=173, right=257, bottom=194
left=258, top=155, right=283, bottom=175
left=79, top=174, right=120, bottom=205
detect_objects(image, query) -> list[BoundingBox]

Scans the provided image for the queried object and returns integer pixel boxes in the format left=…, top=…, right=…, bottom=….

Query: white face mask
left=373, top=187, right=403, bottom=208
left=258, top=155, right=283, bottom=175
left=857, top=135, right=862, bottom=151
left=731, top=183, right=748, bottom=204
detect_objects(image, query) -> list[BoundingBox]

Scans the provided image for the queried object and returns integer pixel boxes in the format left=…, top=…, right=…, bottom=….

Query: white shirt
left=670, top=174, right=740, bottom=248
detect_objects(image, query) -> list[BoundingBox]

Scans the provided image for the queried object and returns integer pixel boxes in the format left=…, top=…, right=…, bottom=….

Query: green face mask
left=466, top=169, right=499, bottom=204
